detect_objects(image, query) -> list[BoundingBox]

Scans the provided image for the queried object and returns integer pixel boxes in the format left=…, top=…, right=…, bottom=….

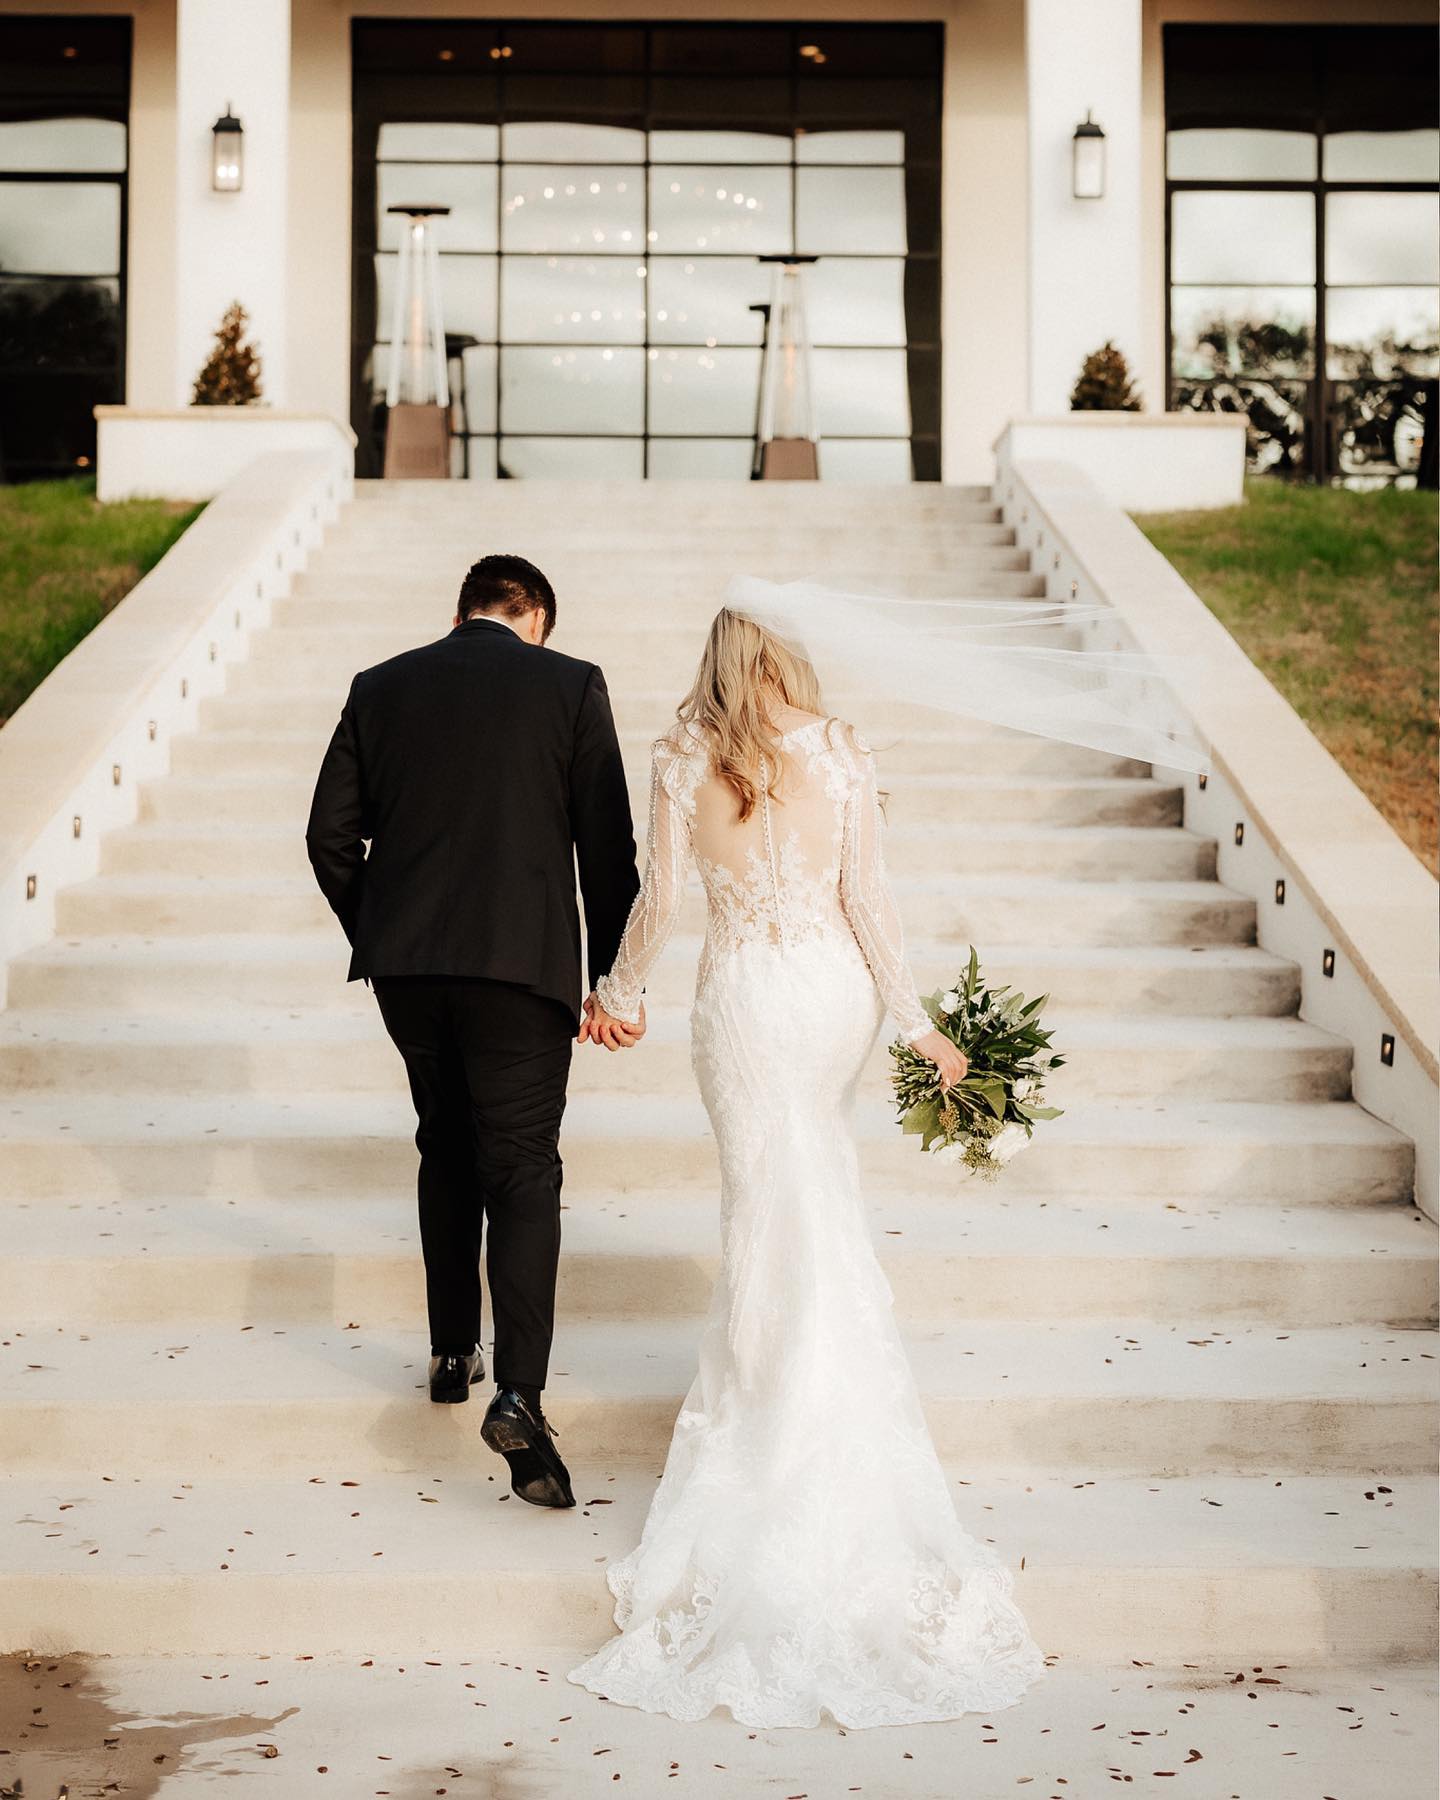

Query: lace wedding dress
left=566, top=715, right=1046, bottom=1729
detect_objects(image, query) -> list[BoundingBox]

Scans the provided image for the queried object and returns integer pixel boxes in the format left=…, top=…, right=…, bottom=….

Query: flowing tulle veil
left=723, top=575, right=1210, bottom=776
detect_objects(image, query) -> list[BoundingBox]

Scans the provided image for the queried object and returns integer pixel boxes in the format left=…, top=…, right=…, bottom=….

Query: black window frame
left=0, top=14, right=131, bottom=485
left=1162, top=22, right=1439, bottom=485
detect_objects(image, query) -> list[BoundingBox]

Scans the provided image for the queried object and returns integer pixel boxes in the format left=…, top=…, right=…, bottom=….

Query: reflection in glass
left=501, top=165, right=644, bottom=253
left=501, top=255, right=646, bottom=344
left=501, top=122, right=644, bottom=163
left=807, top=258, right=906, bottom=346
left=796, top=130, right=904, bottom=166
left=647, top=346, right=762, bottom=434
left=1332, top=379, right=1430, bottom=479
left=1173, top=376, right=1309, bottom=475
left=459, top=344, right=498, bottom=433
left=1325, top=192, right=1439, bottom=287
left=812, top=348, right=910, bottom=435
left=0, top=117, right=126, bottom=173
left=501, top=436, right=645, bottom=478
left=648, top=166, right=791, bottom=254
left=1171, top=191, right=1314, bottom=286
left=1323, top=130, right=1440, bottom=183
left=1326, top=287, right=1439, bottom=380
left=0, top=181, right=120, bottom=275
left=499, top=345, right=645, bottom=433
left=796, top=167, right=906, bottom=255
left=376, top=253, right=498, bottom=340
left=815, top=439, right=913, bottom=482
left=649, top=129, right=790, bottom=164
left=647, top=437, right=754, bottom=477
left=647, top=257, right=768, bottom=345
left=0, top=276, right=119, bottom=367
left=377, top=123, right=499, bottom=162
left=1165, top=128, right=1316, bottom=181
left=1170, top=287, right=1315, bottom=379
left=378, top=164, right=497, bottom=252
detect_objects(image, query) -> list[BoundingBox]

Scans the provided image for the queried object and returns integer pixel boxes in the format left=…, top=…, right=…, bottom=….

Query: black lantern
left=1072, top=112, right=1105, bottom=200
left=211, top=104, right=243, bottom=192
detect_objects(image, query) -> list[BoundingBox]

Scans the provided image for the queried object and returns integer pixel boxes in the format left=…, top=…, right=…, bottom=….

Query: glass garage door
left=352, top=21, right=942, bottom=480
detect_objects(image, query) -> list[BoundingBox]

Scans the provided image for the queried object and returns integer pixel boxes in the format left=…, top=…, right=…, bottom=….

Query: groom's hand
left=580, top=993, right=646, bottom=1051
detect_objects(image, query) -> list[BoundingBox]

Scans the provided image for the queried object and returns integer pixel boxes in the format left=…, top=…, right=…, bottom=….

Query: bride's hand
left=911, top=1029, right=967, bottom=1091
left=580, top=993, right=646, bottom=1051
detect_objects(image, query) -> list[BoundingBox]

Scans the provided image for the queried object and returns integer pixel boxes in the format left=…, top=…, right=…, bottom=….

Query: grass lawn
left=0, top=478, right=203, bottom=727
left=1137, top=480, right=1439, bottom=875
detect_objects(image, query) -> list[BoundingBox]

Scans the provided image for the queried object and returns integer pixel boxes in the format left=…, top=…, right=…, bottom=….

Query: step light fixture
left=1072, top=113, right=1106, bottom=200
left=212, top=104, right=243, bottom=193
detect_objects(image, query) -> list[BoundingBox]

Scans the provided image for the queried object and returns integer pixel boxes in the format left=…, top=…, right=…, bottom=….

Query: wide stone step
left=315, top=523, right=1026, bottom=553
left=51, top=871, right=1257, bottom=949
left=0, top=1095, right=1413, bottom=1207
left=100, top=817, right=1216, bottom=883
left=199, top=683, right=1175, bottom=755
left=2, top=1319, right=1433, bottom=1477
left=285, top=561, right=1035, bottom=611
left=168, top=723, right=1152, bottom=784
left=3, top=1191, right=1431, bottom=1329
left=4, top=934, right=1301, bottom=1017
left=286, top=555, right=1039, bottom=606
left=332, top=510, right=1013, bottom=539
left=228, top=606, right=1066, bottom=685
left=136, top=769, right=1184, bottom=828
left=1, top=1468, right=1432, bottom=1662
left=4, top=1653, right=1430, bottom=1797
left=348, top=475, right=999, bottom=511
left=0, top=1005, right=1351, bottom=1104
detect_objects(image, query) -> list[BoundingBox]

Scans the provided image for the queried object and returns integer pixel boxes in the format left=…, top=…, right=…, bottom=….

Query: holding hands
left=580, top=993, right=647, bottom=1051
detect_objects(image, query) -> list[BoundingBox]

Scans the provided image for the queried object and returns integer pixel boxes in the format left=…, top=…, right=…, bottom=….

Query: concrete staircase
left=2, top=480, right=1435, bottom=1690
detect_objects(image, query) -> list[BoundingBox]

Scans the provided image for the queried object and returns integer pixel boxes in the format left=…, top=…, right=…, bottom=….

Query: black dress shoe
left=480, top=1388, right=575, bottom=1509
left=428, top=1347, right=485, bottom=1404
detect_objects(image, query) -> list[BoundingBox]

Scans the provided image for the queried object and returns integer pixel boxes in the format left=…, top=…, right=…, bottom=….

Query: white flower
left=988, top=1122, right=1030, bottom=1166
left=929, top=1140, right=966, bottom=1165
left=940, top=990, right=961, bottom=1013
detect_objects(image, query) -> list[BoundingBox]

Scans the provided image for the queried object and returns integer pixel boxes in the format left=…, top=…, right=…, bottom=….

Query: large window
left=1164, top=24, right=1438, bottom=484
left=352, top=22, right=942, bottom=479
left=0, top=17, right=129, bottom=483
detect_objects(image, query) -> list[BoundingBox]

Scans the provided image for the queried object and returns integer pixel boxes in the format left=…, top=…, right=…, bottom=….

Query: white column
left=174, top=0, right=290, bottom=406
left=1025, top=0, right=1145, bottom=414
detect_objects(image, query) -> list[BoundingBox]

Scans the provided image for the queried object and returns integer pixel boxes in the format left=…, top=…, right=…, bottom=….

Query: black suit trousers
left=374, top=976, right=573, bottom=1388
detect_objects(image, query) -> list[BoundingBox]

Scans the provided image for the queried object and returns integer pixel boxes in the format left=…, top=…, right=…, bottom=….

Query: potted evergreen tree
left=192, top=302, right=263, bottom=406
left=1069, top=341, right=1141, bottom=412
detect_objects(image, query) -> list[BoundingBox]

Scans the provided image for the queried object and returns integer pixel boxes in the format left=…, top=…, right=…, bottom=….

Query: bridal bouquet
left=889, top=947, right=1063, bottom=1180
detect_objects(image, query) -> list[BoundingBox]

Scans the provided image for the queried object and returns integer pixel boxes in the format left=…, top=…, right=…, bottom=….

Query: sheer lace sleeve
left=838, top=741, right=932, bottom=1044
left=594, top=738, right=694, bottom=1025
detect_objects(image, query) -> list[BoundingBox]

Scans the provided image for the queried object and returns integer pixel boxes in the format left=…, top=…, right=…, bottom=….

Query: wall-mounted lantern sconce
left=212, top=104, right=243, bottom=192
left=1072, top=112, right=1106, bottom=199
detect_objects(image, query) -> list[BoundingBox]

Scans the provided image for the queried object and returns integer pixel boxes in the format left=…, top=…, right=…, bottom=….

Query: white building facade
left=0, top=0, right=1434, bottom=485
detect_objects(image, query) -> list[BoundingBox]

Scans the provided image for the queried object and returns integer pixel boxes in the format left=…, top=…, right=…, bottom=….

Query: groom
left=306, top=553, right=642, bottom=1509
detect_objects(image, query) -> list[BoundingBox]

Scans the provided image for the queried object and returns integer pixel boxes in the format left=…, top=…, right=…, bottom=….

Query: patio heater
left=384, top=205, right=451, bottom=479
left=753, top=254, right=819, bottom=480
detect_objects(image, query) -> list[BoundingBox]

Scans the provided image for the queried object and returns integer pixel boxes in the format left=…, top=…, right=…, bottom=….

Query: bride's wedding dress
left=566, top=715, right=1045, bottom=1728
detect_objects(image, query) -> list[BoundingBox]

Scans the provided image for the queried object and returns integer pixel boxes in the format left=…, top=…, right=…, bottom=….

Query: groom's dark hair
left=458, top=554, right=557, bottom=641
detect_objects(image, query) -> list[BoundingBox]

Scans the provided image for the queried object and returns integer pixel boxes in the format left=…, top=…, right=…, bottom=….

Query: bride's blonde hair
left=673, top=608, right=826, bottom=822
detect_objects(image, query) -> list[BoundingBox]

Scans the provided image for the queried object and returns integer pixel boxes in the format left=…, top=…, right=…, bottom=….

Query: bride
left=566, top=605, right=1047, bottom=1729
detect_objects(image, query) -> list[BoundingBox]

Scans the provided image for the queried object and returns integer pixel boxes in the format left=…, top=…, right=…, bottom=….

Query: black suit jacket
left=305, top=616, right=640, bottom=1023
